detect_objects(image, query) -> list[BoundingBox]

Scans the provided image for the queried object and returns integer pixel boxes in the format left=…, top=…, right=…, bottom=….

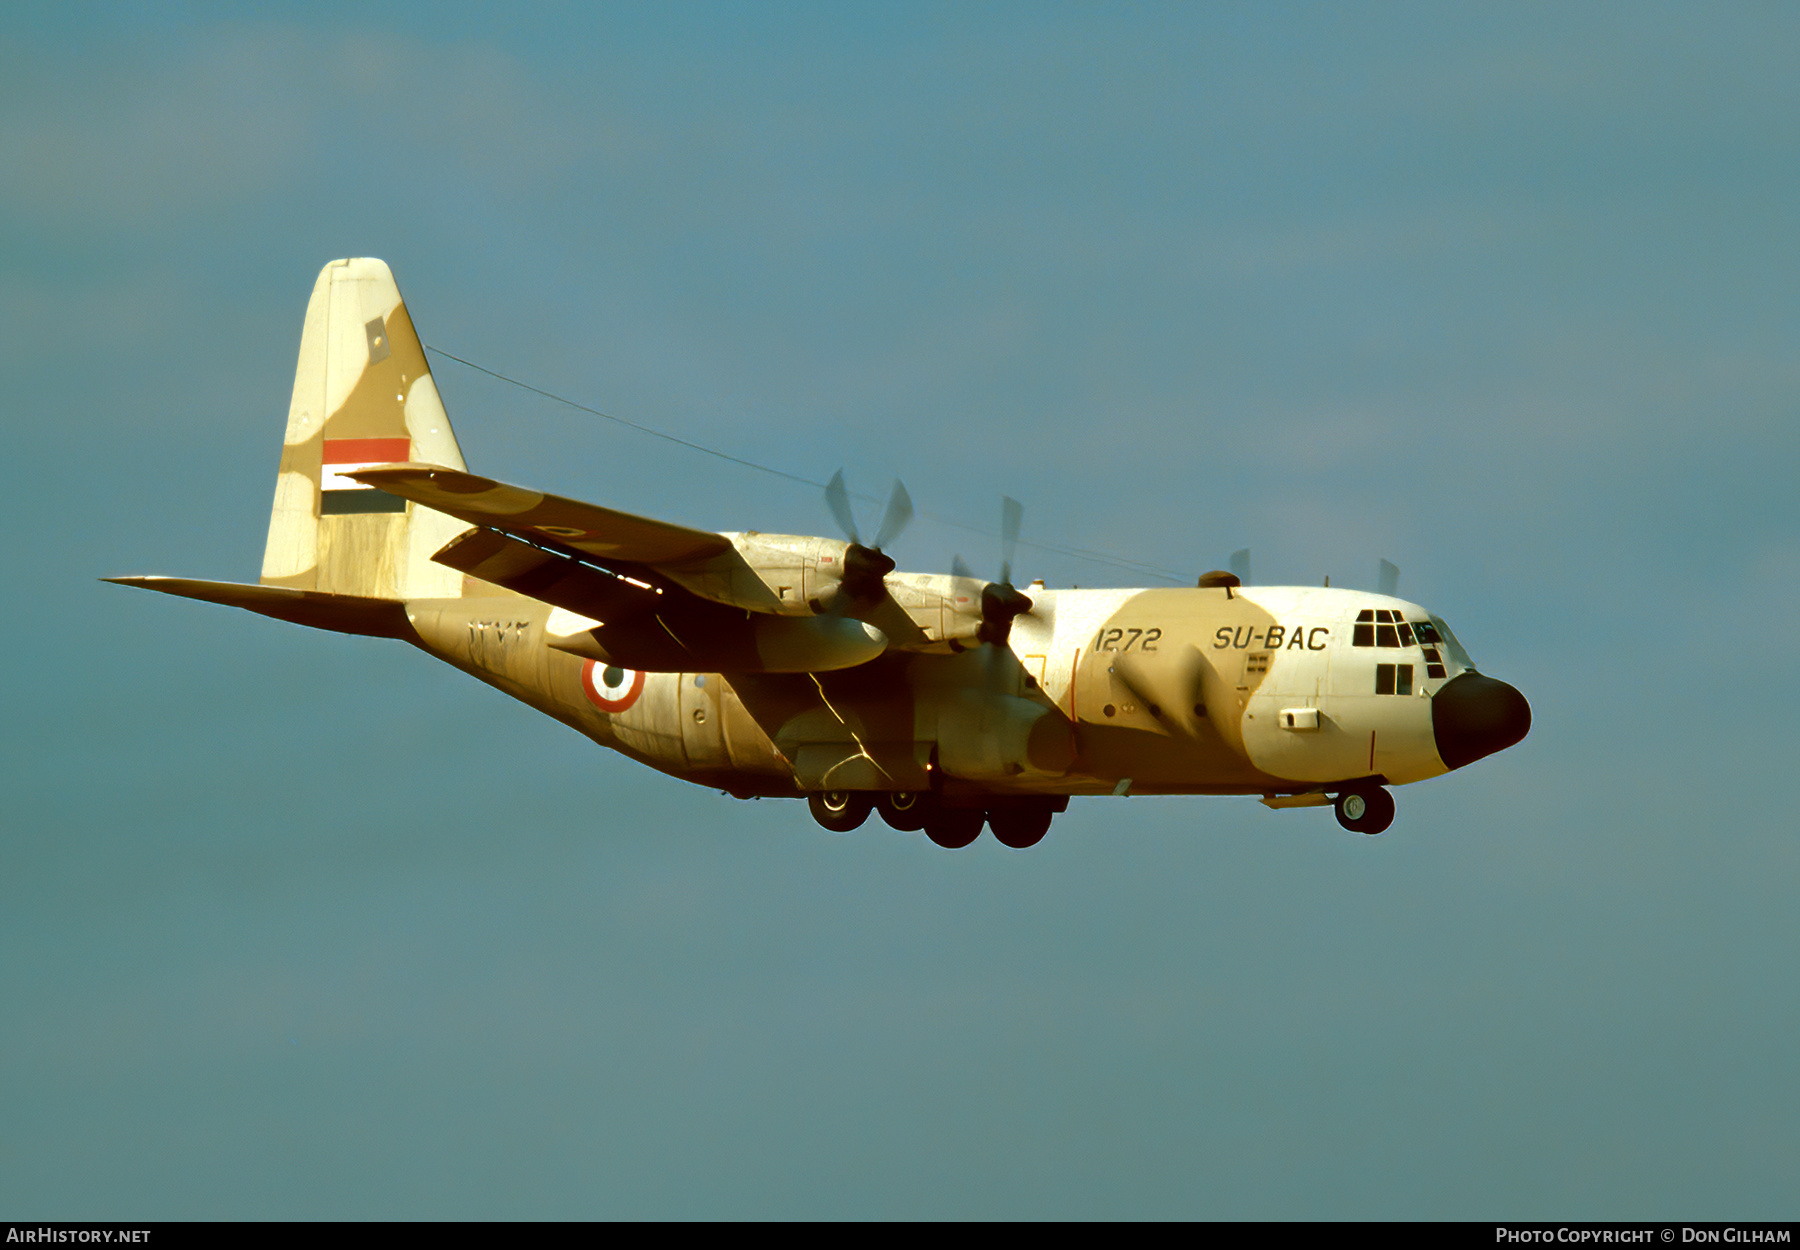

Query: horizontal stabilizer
left=348, top=465, right=732, bottom=567
left=105, top=577, right=413, bottom=639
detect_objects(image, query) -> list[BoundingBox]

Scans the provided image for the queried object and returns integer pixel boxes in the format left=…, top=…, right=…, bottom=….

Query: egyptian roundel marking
left=580, top=660, right=646, bottom=713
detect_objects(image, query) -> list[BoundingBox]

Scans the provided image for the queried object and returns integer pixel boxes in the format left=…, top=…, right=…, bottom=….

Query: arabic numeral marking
left=1094, top=625, right=1163, bottom=652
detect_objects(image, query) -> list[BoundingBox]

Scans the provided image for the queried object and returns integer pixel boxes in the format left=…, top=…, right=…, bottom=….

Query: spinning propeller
left=1229, top=548, right=1251, bottom=586
left=952, top=495, right=1034, bottom=646
left=824, top=470, right=913, bottom=598
left=1377, top=559, right=1400, bottom=597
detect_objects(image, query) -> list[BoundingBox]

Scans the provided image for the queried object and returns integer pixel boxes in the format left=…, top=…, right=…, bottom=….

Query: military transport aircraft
left=110, top=259, right=1530, bottom=849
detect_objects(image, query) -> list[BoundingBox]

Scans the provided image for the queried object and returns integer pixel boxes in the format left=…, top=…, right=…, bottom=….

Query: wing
left=352, top=464, right=916, bottom=671
left=354, top=464, right=932, bottom=646
left=348, top=463, right=733, bottom=566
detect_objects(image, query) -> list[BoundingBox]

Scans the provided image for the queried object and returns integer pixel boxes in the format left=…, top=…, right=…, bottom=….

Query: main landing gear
left=1333, top=785, right=1395, bottom=835
left=807, top=790, right=871, bottom=833
left=806, top=791, right=1058, bottom=849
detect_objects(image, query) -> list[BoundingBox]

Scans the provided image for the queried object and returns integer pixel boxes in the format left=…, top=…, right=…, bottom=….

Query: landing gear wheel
left=1334, top=786, right=1395, bottom=835
left=922, top=807, right=983, bottom=849
left=877, top=791, right=932, bottom=832
left=987, top=808, right=1052, bottom=849
left=809, top=790, right=872, bottom=833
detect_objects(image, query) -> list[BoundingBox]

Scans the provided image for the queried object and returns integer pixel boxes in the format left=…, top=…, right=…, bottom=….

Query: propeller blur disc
left=1378, top=559, right=1400, bottom=597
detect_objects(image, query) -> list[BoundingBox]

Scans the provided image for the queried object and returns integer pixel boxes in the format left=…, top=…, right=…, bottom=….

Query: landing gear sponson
left=807, top=791, right=1065, bottom=849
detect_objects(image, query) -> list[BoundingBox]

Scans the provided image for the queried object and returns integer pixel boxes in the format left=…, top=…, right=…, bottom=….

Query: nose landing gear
left=1334, top=786, right=1395, bottom=835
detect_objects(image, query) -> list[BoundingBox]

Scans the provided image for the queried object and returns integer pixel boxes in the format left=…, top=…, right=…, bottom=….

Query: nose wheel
left=1334, top=786, right=1394, bottom=835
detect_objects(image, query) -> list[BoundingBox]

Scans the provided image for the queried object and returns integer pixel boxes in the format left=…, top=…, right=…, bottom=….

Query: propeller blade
left=1378, top=559, right=1400, bottom=597
left=999, top=496, right=1023, bottom=586
left=952, top=496, right=1035, bottom=644
left=873, top=479, right=914, bottom=551
left=824, top=469, right=860, bottom=547
left=1229, top=548, right=1251, bottom=586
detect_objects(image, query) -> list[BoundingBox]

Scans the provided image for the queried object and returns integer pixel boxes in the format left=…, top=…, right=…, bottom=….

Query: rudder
left=260, top=258, right=469, bottom=599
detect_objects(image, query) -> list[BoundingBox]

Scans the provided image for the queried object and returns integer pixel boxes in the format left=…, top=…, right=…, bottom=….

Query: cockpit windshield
left=1351, top=608, right=1473, bottom=681
left=1428, top=615, right=1476, bottom=672
left=1353, top=608, right=1416, bottom=648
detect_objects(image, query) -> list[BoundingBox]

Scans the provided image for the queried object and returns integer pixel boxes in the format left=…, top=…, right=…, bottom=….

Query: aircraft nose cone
left=1432, top=672, right=1531, bottom=770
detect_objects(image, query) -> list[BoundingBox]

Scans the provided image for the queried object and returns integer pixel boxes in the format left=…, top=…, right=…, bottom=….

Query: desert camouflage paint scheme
left=111, top=259, right=1530, bottom=846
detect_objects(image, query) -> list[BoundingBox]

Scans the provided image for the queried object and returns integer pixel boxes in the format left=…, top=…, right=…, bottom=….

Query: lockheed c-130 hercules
left=110, top=259, right=1530, bottom=849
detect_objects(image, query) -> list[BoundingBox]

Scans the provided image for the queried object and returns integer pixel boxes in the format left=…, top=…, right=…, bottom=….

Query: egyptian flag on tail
left=321, top=438, right=411, bottom=514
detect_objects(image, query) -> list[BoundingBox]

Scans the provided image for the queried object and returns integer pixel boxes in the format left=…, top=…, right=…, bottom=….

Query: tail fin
left=260, top=258, right=470, bottom=599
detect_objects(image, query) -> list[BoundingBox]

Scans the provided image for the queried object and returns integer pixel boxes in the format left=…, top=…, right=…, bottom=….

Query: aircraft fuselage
left=402, top=580, right=1525, bottom=804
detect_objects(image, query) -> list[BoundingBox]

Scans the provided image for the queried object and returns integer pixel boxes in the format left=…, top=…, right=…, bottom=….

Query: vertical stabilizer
left=261, top=258, right=469, bottom=599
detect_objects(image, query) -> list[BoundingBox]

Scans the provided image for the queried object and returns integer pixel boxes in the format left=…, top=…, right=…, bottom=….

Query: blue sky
left=3, top=1, right=1796, bottom=1218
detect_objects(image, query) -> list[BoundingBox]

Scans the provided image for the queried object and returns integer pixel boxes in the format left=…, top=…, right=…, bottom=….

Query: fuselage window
left=1422, top=647, right=1447, bottom=680
left=1376, top=663, right=1414, bottom=695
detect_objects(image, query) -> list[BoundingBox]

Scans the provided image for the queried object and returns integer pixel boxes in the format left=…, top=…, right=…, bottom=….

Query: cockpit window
left=1353, top=608, right=1421, bottom=649
left=1428, top=615, right=1476, bottom=672
left=1352, top=607, right=1470, bottom=679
